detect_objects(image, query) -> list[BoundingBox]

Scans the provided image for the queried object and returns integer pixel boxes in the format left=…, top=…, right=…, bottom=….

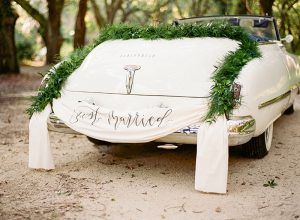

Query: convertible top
left=174, top=15, right=274, bottom=23
left=174, top=15, right=280, bottom=41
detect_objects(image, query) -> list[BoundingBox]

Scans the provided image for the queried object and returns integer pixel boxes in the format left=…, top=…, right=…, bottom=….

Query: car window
left=239, top=18, right=277, bottom=42
left=179, top=17, right=278, bottom=42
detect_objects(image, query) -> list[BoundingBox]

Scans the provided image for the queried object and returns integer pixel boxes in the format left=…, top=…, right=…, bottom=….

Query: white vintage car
left=47, top=15, right=300, bottom=159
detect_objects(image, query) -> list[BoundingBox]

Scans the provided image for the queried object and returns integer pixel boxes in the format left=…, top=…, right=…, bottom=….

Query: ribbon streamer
left=195, top=116, right=228, bottom=194
left=29, top=104, right=54, bottom=169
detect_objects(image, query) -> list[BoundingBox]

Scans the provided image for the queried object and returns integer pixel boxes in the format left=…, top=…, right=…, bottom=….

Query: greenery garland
left=27, top=22, right=261, bottom=121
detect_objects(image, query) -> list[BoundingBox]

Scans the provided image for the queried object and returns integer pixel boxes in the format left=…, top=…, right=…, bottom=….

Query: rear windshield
left=178, top=17, right=278, bottom=42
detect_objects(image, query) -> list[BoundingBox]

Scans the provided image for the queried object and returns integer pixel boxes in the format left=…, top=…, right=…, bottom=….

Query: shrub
left=15, top=30, right=35, bottom=61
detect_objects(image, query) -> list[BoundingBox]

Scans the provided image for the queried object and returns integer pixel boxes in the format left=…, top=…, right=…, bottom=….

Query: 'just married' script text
left=69, top=105, right=173, bottom=130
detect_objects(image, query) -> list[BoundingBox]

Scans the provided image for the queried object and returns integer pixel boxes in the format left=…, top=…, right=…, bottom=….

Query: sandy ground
left=0, top=67, right=299, bottom=220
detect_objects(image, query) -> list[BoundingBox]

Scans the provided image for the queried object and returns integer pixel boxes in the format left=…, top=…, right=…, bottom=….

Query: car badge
left=124, top=65, right=141, bottom=94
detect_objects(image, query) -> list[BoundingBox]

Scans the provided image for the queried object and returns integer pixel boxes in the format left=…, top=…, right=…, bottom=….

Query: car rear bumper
left=48, top=114, right=255, bottom=146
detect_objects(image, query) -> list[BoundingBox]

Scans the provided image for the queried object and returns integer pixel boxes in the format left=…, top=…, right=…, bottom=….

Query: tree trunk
left=106, top=0, right=123, bottom=24
left=90, top=0, right=105, bottom=30
left=0, top=0, right=19, bottom=74
left=45, top=0, right=64, bottom=64
left=259, top=0, right=275, bottom=16
left=14, top=0, right=65, bottom=64
left=217, top=0, right=227, bottom=15
left=74, top=0, right=88, bottom=48
left=236, top=0, right=247, bottom=15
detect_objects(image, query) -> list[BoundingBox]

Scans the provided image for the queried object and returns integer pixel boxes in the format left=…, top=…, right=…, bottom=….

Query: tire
left=241, top=123, right=273, bottom=159
left=86, top=136, right=111, bottom=145
left=283, top=104, right=294, bottom=115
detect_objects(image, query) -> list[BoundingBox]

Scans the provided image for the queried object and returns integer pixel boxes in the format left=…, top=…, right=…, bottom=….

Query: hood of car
left=64, top=38, right=239, bottom=97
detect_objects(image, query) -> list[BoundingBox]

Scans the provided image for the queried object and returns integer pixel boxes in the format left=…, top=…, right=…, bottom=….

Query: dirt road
left=0, top=68, right=299, bottom=219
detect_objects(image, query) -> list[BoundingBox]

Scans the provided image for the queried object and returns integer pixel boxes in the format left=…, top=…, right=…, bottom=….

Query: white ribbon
left=28, top=104, right=54, bottom=169
left=195, top=116, right=228, bottom=194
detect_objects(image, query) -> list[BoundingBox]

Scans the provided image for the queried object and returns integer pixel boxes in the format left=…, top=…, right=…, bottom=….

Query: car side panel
left=233, top=43, right=298, bottom=136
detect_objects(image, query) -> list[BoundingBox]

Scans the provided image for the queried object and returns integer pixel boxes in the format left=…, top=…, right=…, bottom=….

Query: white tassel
left=195, top=116, right=228, bottom=194
left=28, top=104, right=54, bottom=169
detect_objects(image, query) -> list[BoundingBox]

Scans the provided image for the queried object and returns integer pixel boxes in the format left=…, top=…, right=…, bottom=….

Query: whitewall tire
left=241, top=123, right=273, bottom=158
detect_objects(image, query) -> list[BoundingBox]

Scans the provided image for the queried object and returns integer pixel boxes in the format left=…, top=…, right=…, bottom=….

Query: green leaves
left=27, top=22, right=261, bottom=121
left=263, top=179, right=278, bottom=188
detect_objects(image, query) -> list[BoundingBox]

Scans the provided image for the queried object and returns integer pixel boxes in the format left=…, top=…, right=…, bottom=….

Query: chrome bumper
left=48, top=114, right=255, bottom=146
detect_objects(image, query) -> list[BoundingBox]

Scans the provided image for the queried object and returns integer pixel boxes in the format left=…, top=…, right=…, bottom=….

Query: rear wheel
left=87, top=136, right=111, bottom=145
left=283, top=104, right=294, bottom=115
left=241, top=123, right=273, bottom=158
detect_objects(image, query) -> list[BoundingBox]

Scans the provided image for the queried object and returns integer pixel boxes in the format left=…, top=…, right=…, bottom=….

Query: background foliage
left=12, top=0, right=300, bottom=65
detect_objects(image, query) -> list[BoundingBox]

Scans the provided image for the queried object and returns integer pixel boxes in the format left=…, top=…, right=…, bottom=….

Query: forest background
left=0, top=0, right=299, bottom=74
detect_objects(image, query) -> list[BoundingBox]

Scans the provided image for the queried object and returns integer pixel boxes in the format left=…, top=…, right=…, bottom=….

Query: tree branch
left=107, top=0, right=123, bottom=24
left=120, top=3, right=139, bottom=22
left=287, top=0, right=298, bottom=10
left=174, top=0, right=184, bottom=18
left=90, top=0, right=105, bottom=29
left=74, top=0, right=88, bottom=48
left=13, top=0, right=46, bottom=28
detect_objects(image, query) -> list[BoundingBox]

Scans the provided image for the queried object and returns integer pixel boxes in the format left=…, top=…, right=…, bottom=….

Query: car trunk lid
left=64, top=38, right=239, bottom=97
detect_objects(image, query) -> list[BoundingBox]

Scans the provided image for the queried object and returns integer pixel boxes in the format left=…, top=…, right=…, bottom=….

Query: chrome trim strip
left=290, top=85, right=298, bottom=90
left=227, top=116, right=256, bottom=135
left=48, top=114, right=79, bottom=134
left=258, top=41, right=279, bottom=45
left=291, top=82, right=300, bottom=90
left=258, top=90, right=291, bottom=109
left=64, top=89, right=209, bottom=99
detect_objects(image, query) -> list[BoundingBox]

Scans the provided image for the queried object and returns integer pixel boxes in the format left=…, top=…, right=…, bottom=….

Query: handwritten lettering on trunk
left=69, top=105, right=173, bottom=130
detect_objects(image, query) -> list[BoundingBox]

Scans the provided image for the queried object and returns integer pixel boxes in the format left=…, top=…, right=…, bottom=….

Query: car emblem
left=124, top=65, right=141, bottom=94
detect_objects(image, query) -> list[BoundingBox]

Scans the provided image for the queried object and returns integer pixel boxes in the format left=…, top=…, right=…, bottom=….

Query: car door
left=277, top=42, right=299, bottom=108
